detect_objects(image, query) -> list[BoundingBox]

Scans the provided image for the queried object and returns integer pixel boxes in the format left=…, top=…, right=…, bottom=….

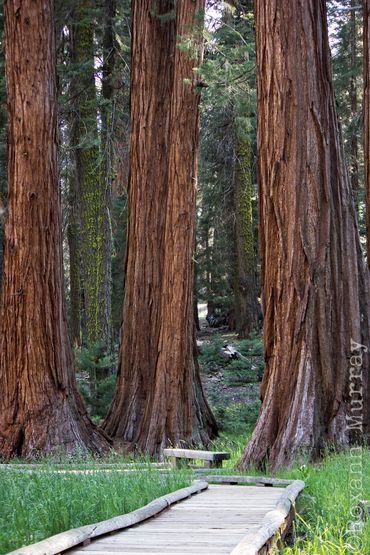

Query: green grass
left=278, top=449, right=370, bottom=554
left=0, top=463, right=190, bottom=555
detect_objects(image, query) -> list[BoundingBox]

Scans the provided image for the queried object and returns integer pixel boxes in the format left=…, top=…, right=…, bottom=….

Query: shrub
left=75, top=343, right=117, bottom=420
left=213, top=401, right=261, bottom=435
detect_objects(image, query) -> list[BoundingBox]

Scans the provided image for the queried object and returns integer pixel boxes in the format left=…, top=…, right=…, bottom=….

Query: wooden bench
left=163, top=448, right=230, bottom=469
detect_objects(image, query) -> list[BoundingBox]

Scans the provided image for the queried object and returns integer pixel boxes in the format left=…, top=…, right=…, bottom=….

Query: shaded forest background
left=0, top=0, right=367, bottom=442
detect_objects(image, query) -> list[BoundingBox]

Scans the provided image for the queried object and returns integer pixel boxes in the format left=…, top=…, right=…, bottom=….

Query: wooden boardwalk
left=67, top=485, right=284, bottom=555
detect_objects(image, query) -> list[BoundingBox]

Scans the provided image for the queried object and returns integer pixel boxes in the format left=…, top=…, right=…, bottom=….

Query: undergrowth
left=198, top=332, right=263, bottom=435
left=278, top=449, right=370, bottom=554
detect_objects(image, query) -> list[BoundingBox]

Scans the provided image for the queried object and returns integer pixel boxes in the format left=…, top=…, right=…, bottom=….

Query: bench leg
left=169, top=457, right=189, bottom=469
left=204, top=460, right=222, bottom=469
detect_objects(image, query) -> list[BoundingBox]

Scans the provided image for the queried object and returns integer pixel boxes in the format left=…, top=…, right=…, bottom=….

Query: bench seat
left=163, top=448, right=230, bottom=468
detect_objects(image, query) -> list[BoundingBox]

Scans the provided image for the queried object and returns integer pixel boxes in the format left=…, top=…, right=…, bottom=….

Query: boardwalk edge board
left=198, top=474, right=293, bottom=486
left=6, top=480, right=209, bottom=555
left=230, top=479, right=305, bottom=555
left=0, top=462, right=170, bottom=473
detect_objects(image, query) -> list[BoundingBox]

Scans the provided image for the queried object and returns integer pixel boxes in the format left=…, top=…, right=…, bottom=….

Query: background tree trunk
left=71, top=0, right=111, bottom=352
left=350, top=0, right=358, bottom=194
left=233, top=132, right=259, bottom=338
left=365, top=0, right=370, bottom=267
left=238, top=0, right=370, bottom=471
left=99, top=0, right=116, bottom=359
left=0, top=0, right=110, bottom=458
left=103, top=0, right=217, bottom=455
left=67, top=111, right=82, bottom=347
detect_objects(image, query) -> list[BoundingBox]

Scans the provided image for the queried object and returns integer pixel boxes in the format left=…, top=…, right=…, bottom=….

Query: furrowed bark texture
left=238, top=0, right=370, bottom=470
left=103, top=0, right=217, bottom=455
left=0, top=0, right=110, bottom=458
left=71, top=0, right=111, bottom=350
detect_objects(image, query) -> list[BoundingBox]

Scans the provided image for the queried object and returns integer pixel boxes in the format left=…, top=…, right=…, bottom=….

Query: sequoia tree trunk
left=0, top=11, right=5, bottom=292
left=103, top=0, right=217, bottom=455
left=238, top=0, right=370, bottom=470
left=0, top=0, right=110, bottom=458
left=233, top=132, right=259, bottom=338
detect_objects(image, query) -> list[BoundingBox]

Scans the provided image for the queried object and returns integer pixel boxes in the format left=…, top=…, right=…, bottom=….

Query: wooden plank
left=195, top=474, right=293, bottom=486
left=9, top=478, right=304, bottom=555
left=230, top=480, right=305, bottom=555
left=67, top=484, right=293, bottom=555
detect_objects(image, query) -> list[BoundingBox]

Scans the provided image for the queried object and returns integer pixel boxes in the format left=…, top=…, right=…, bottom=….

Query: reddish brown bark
left=0, top=0, right=110, bottom=458
left=238, top=0, right=370, bottom=470
left=103, top=0, right=217, bottom=455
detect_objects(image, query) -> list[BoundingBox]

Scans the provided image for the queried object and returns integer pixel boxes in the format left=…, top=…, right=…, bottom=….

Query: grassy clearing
left=0, top=463, right=191, bottom=555
left=279, top=449, right=370, bottom=555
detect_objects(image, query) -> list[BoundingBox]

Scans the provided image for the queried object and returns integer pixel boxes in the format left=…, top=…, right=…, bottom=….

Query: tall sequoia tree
left=103, top=0, right=217, bottom=455
left=238, top=0, right=370, bottom=470
left=0, top=0, right=109, bottom=457
left=0, top=5, right=6, bottom=291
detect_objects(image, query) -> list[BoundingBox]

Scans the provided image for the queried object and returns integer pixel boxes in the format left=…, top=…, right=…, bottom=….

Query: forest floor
left=196, top=304, right=263, bottom=438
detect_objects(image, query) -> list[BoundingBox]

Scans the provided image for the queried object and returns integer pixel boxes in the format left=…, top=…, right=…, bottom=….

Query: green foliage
left=1, top=444, right=368, bottom=555
left=199, top=333, right=264, bottom=384
left=224, top=358, right=263, bottom=386
left=198, top=332, right=263, bottom=433
left=237, top=332, right=263, bottom=356
left=0, top=466, right=190, bottom=555
left=75, top=343, right=117, bottom=419
left=213, top=401, right=261, bottom=436
left=198, top=335, right=225, bottom=372
left=279, top=449, right=370, bottom=554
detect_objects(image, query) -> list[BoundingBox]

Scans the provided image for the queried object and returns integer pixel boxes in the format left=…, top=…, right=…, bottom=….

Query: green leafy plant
left=213, top=401, right=261, bottom=436
left=75, top=343, right=117, bottom=420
